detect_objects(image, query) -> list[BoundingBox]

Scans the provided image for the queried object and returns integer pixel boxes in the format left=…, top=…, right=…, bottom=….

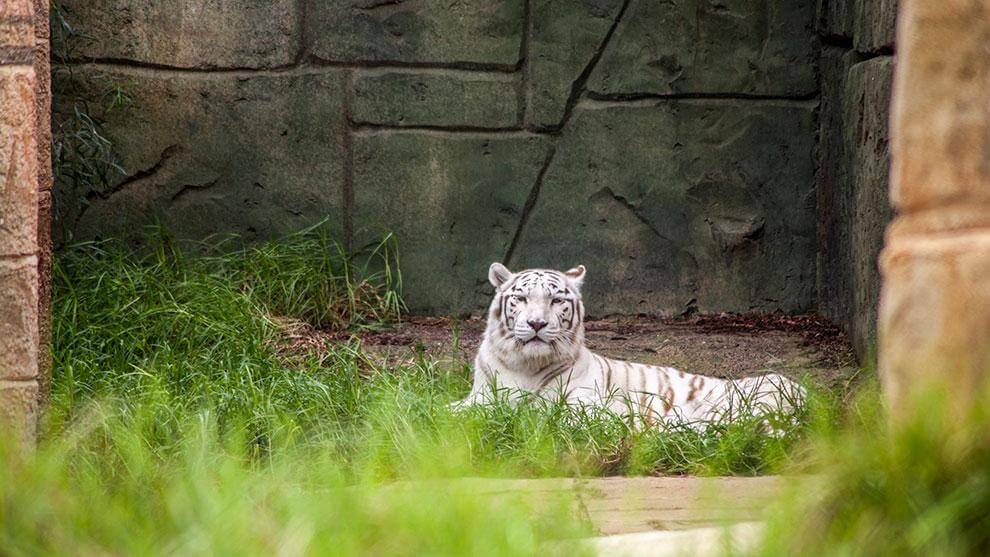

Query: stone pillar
left=0, top=0, right=42, bottom=438
left=33, top=0, right=51, bottom=402
left=879, top=0, right=990, bottom=410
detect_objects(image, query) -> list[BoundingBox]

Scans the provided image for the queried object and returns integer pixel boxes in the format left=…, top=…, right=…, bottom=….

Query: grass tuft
left=212, top=223, right=403, bottom=330
left=0, top=409, right=593, bottom=556
left=756, top=381, right=990, bottom=556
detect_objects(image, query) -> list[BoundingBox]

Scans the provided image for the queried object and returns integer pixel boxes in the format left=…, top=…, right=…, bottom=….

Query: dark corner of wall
left=815, top=0, right=898, bottom=362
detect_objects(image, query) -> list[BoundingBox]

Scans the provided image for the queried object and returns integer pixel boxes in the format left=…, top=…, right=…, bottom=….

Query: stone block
left=352, top=70, right=520, bottom=128
left=880, top=233, right=990, bottom=408
left=32, top=0, right=49, bottom=41
left=55, top=68, right=347, bottom=246
left=816, top=47, right=856, bottom=330
left=0, top=380, right=38, bottom=438
left=845, top=56, right=894, bottom=355
left=881, top=0, right=990, bottom=413
left=0, top=65, right=39, bottom=256
left=817, top=51, right=894, bottom=359
left=0, top=256, right=38, bottom=382
left=33, top=0, right=50, bottom=402
left=352, top=132, right=552, bottom=314
left=890, top=1, right=990, bottom=213
left=58, top=0, right=298, bottom=69
left=854, top=0, right=897, bottom=53
left=817, top=0, right=855, bottom=40
left=33, top=19, right=50, bottom=192
left=0, top=4, right=35, bottom=65
left=587, top=0, right=818, bottom=97
left=513, top=99, right=817, bottom=316
left=0, top=0, right=33, bottom=18
left=308, top=0, right=523, bottom=67
left=527, top=0, right=623, bottom=129
left=36, top=189, right=51, bottom=400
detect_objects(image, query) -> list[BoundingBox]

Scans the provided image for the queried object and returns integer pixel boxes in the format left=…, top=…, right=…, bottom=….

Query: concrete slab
left=391, top=476, right=782, bottom=536
left=577, top=521, right=764, bottom=557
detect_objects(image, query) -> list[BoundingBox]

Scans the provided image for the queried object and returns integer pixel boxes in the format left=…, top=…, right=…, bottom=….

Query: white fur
left=458, top=263, right=804, bottom=427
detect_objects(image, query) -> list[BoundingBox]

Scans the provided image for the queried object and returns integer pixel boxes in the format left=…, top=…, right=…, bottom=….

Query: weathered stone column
left=0, top=0, right=42, bottom=437
left=880, top=0, right=990, bottom=410
left=33, top=0, right=51, bottom=402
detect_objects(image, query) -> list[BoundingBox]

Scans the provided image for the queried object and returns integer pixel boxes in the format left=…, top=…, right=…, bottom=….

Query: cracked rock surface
left=57, top=69, right=347, bottom=246
left=513, top=99, right=817, bottom=315
left=55, top=0, right=823, bottom=316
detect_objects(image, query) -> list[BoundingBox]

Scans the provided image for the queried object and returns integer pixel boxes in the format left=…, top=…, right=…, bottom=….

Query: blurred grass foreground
left=0, top=224, right=987, bottom=555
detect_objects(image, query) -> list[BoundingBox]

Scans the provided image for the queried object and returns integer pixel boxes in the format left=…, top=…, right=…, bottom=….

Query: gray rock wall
left=815, top=0, right=897, bottom=358
left=54, top=0, right=823, bottom=317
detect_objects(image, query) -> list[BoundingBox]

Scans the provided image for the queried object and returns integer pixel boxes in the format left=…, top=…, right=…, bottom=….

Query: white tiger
left=457, top=262, right=804, bottom=427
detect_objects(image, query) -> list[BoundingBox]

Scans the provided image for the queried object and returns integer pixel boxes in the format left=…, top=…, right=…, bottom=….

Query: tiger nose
left=527, top=319, right=547, bottom=332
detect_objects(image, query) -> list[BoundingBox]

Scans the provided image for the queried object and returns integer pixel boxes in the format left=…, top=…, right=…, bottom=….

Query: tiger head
left=484, top=262, right=587, bottom=362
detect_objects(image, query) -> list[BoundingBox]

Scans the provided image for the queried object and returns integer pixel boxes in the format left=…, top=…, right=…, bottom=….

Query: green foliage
left=0, top=227, right=827, bottom=554
left=0, top=412, right=591, bottom=556
left=8, top=228, right=591, bottom=554
left=213, top=223, right=403, bottom=330
left=50, top=1, right=132, bottom=241
left=46, top=226, right=810, bottom=477
left=756, top=382, right=990, bottom=556
left=48, top=225, right=402, bottom=441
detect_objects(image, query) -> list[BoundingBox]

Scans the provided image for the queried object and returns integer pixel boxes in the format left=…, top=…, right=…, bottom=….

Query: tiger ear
left=489, top=262, right=513, bottom=288
left=564, top=265, right=586, bottom=289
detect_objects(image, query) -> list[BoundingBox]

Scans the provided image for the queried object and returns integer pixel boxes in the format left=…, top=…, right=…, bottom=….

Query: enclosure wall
left=52, top=0, right=823, bottom=316
left=815, top=0, right=897, bottom=358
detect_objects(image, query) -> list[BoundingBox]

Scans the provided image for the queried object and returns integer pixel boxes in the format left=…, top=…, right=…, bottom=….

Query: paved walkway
left=397, top=476, right=782, bottom=554
left=442, top=476, right=781, bottom=557
left=578, top=522, right=765, bottom=556
left=437, top=476, right=781, bottom=536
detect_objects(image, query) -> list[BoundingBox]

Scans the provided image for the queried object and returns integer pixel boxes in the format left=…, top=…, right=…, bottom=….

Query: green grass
left=14, top=224, right=988, bottom=555
left=0, top=411, right=591, bottom=556
left=1, top=225, right=822, bottom=555
left=43, top=225, right=810, bottom=478
left=754, top=381, right=990, bottom=556
left=51, top=0, right=133, bottom=243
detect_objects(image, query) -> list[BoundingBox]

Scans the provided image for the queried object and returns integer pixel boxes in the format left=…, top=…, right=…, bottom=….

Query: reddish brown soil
left=323, top=313, right=859, bottom=391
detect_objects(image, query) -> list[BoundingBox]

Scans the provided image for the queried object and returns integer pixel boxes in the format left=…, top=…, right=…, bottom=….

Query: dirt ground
left=327, top=313, right=859, bottom=391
